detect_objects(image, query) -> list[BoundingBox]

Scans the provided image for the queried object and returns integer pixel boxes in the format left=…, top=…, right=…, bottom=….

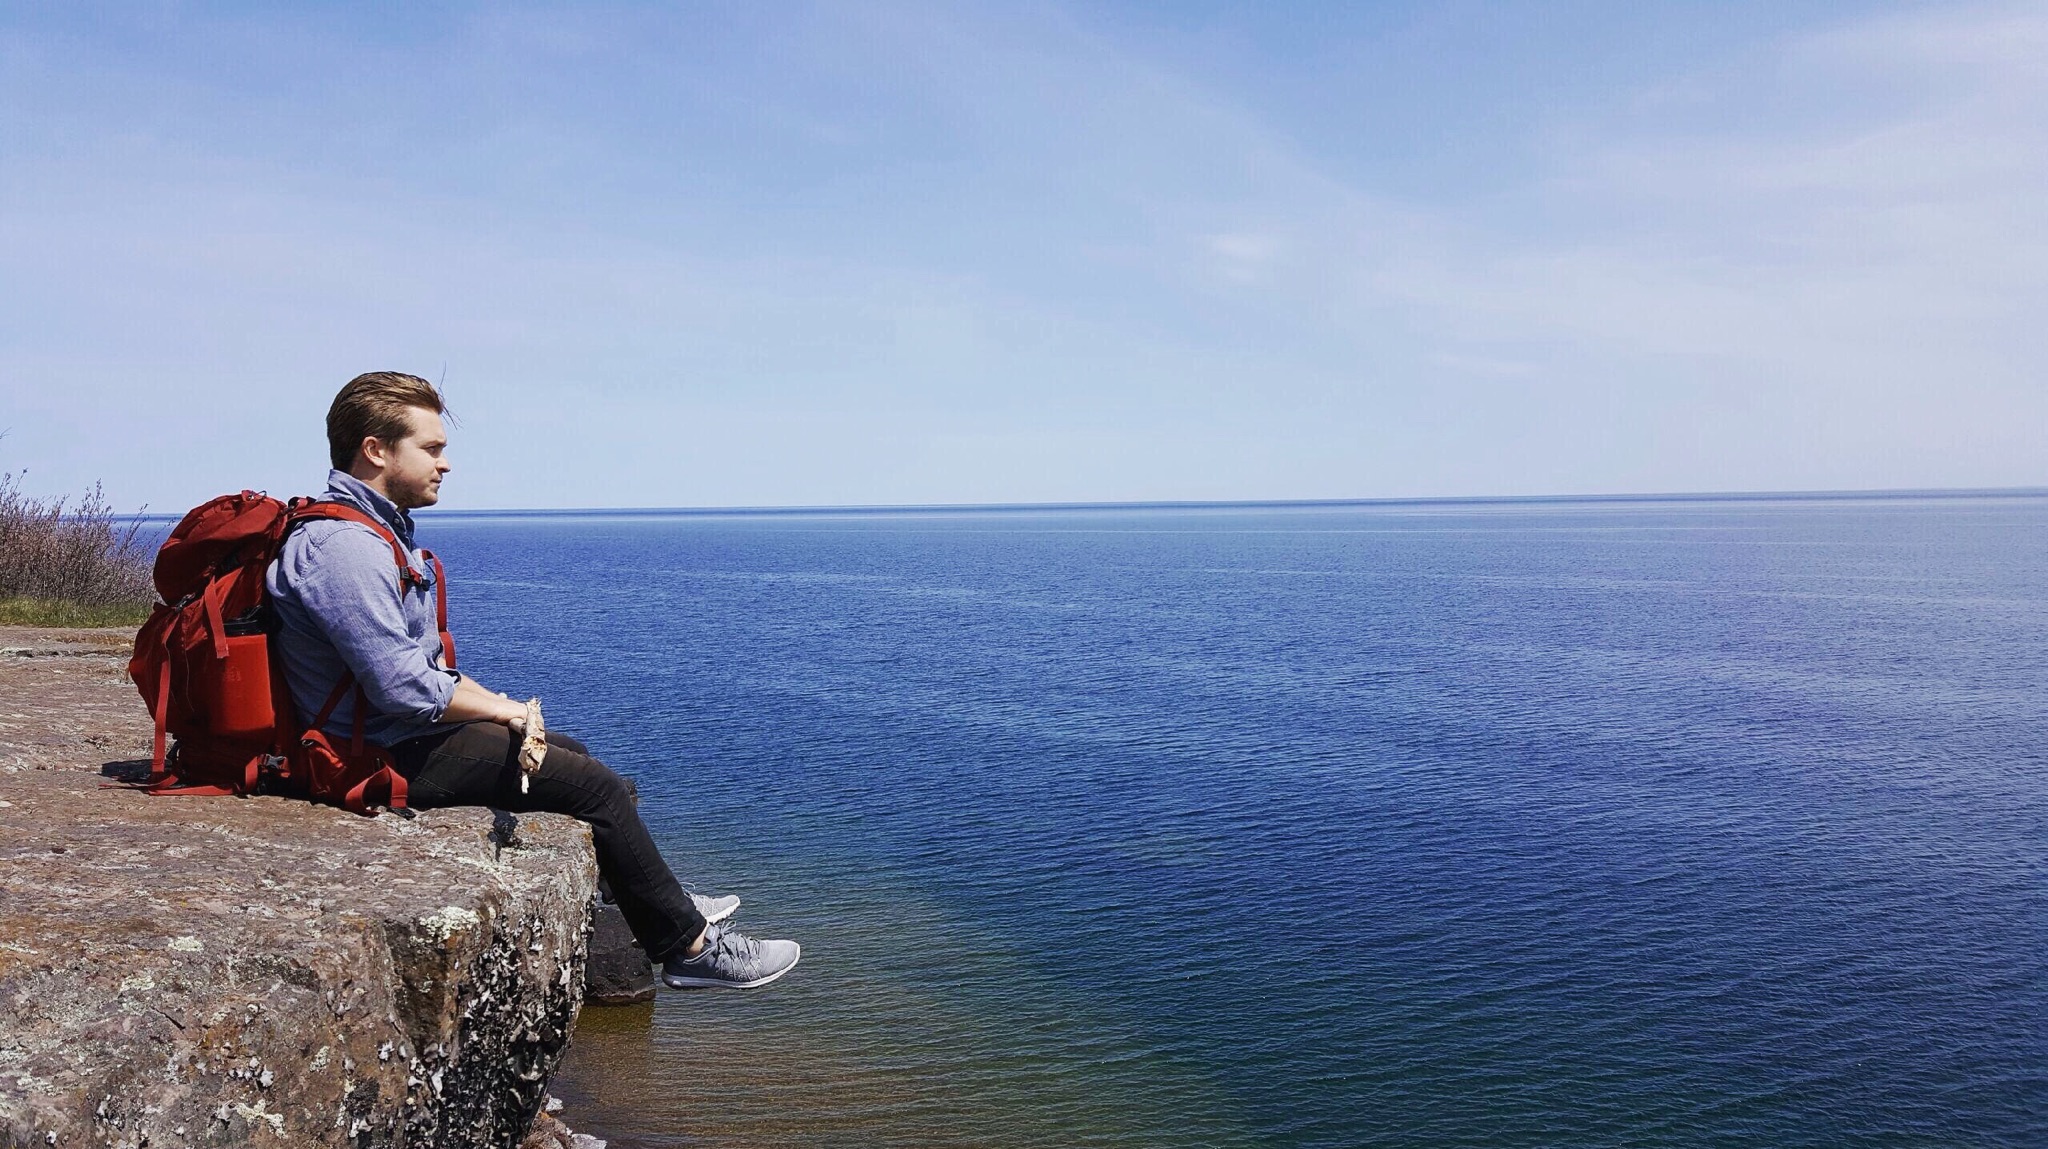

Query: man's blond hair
left=326, top=372, right=449, bottom=470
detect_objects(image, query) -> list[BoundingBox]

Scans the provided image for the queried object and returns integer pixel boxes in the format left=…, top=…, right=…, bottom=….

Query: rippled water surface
left=426, top=497, right=2048, bottom=1147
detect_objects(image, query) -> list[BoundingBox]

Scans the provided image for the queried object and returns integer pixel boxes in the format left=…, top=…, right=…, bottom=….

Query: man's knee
left=536, top=731, right=638, bottom=804
left=544, top=748, right=633, bottom=809
left=545, top=730, right=591, bottom=756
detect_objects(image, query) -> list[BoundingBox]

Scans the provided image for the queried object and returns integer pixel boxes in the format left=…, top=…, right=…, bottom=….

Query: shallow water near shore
left=426, top=495, right=2048, bottom=1147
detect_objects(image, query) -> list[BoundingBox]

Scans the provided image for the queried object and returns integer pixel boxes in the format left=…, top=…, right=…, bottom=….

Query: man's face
left=371, top=407, right=451, bottom=510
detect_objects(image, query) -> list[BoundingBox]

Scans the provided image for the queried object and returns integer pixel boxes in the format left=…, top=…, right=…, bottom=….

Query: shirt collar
left=324, top=469, right=417, bottom=548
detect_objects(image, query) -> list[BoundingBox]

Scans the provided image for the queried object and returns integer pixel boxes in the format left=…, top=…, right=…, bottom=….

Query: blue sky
left=2, top=1, right=2042, bottom=510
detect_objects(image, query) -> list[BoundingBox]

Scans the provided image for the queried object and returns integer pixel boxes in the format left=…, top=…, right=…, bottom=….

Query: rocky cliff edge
left=0, top=628, right=598, bottom=1148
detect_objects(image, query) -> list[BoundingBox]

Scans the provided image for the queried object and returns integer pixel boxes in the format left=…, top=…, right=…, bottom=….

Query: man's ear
left=358, top=435, right=389, bottom=471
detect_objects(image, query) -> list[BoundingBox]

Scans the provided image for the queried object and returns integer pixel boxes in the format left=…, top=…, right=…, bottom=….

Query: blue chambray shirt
left=265, top=470, right=459, bottom=747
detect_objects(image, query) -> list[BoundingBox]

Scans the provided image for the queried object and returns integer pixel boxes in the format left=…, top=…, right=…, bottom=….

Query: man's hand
left=441, top=673, right=529, bottom=727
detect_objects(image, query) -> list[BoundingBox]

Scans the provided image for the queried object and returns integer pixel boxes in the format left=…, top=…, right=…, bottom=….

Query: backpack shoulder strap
left=288, top=500, right=425, bottom=591
left=418, top=548, right=455, bottom=669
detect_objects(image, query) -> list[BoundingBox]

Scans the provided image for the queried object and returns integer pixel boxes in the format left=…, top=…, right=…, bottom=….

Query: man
left=267, top=371, right=799, bottom=990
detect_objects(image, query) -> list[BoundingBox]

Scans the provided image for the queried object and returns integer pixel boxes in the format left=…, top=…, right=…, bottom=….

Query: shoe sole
left=662, top=947, right=801, bottom=990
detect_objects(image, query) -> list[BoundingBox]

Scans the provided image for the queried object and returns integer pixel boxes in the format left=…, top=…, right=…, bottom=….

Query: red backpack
left=126, top=490, right=454, bottom=814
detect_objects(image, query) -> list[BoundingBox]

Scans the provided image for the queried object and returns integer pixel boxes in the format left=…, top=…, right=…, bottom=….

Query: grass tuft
left=0, top=597, right=155, bottom=628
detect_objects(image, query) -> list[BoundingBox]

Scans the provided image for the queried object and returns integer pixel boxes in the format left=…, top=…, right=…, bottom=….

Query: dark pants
left=389, top=722, right=705, bottom=960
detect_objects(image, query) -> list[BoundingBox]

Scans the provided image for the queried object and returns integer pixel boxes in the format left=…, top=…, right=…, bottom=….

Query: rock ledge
left=0, top=628, right=599, bottom=1148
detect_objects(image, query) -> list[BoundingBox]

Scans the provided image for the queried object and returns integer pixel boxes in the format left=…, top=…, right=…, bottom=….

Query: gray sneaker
left=692, top=893, right=740, bottom=924
left=661, top=925, right=801, bottom=990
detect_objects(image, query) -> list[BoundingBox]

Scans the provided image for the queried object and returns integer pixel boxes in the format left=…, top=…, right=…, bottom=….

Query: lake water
left=422, top=496, right=2048, bottom=1147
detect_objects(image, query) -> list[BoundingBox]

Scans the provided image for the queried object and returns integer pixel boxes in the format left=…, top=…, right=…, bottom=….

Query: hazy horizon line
left=123, top=484, right=2048, bottom=522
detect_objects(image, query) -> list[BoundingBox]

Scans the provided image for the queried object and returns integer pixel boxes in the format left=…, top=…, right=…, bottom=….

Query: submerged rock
left=581, top=902, right=656, bottom=1006
left=0, top=628, right=600, bottom=1148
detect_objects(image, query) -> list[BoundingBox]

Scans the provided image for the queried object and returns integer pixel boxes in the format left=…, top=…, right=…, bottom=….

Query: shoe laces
left=701, top=926, right=762, bottom=968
